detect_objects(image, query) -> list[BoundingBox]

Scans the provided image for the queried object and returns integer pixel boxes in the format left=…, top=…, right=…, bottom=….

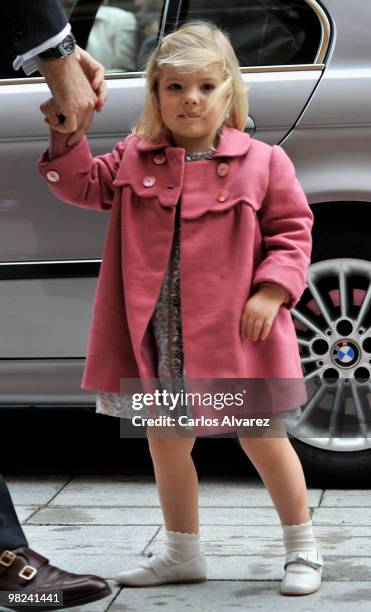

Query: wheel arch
left=310, top=200, right=371, bottom=262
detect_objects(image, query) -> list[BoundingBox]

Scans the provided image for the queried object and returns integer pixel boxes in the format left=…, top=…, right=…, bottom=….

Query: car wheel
left=285, top=232, right=371, bottom=485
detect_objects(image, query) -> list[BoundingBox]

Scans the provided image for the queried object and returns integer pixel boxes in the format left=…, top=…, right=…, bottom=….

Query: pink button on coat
left=38, top=125, right=314, bottom=415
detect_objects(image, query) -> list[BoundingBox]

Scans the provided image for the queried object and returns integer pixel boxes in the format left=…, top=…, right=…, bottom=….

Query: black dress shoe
left=0, top=546, right=111, bottom=610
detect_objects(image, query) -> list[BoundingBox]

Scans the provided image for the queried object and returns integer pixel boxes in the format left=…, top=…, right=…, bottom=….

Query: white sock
left=281, top=519, right=319, bottom=573
left=159, top=530, right=201, bottom=567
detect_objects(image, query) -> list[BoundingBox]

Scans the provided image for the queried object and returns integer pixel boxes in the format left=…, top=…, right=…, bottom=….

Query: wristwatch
left=38, top=33, right=76, bottom=60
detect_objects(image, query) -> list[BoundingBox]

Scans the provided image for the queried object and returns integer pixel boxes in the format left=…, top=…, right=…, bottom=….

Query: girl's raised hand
left=240, top=285, right=288, bottom=342
left=39, top=46, right=107, bottom=144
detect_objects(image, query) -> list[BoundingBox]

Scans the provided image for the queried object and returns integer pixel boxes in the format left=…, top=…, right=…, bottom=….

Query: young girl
left=38, top=21, right=323, bottom=596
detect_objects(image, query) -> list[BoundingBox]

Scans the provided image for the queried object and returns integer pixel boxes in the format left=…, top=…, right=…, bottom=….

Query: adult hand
left=38, top=47, right=107, bottom=145
left=76, top=46, right=107, bottom=112
left=240, top=285, right=287, bottom=342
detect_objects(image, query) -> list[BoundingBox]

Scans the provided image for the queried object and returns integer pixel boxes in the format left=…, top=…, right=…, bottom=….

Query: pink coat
left=38, top=125, right=313, bottom=416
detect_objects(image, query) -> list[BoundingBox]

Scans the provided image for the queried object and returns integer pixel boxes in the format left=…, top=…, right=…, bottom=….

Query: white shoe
left=115, top=552, right=207, bottom=587
left=280, top=547, right=323, bottom=595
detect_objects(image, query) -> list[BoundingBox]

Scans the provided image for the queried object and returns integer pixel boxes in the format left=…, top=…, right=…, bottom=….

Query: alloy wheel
left=285, top=258, right=371, bottom=451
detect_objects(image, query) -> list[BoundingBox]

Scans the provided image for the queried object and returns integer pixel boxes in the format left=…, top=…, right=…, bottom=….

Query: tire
left=291, top=438, right=371, bottom=487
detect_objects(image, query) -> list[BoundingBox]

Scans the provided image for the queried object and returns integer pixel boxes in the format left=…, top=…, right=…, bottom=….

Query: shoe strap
left=144, top=554, right=169, bottom=578
left=0, top=547, right=49, bottom=581
left=284, top=550, right=323, bottom=571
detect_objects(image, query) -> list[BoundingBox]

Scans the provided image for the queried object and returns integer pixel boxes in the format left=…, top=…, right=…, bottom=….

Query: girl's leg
left=237, top=420, right=323, bottom=595
left=147, top=426, right=199, bottom=532
left=116, top=426, right=207, bottom=586
left=237, top=426, right=310, bottom=525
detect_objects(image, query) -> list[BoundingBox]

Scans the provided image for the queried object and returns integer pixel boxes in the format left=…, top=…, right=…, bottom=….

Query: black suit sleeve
left=1, top=0, right=68, bottom=55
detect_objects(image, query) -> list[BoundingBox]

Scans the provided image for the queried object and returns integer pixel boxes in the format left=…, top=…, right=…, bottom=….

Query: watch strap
left=39, top=33, right=76, bottom=60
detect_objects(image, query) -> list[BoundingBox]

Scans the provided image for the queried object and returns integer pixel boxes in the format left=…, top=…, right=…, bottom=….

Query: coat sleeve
left=38, top=130, right=128, bottom=212
left=2, top=0, right=68, bottom=54
left=251, top=144, right=314, bottom=310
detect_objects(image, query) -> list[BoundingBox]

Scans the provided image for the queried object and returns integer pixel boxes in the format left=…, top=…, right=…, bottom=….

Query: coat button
left=143, top=176, right=156, bottom=187
left=46, top=170, right=60, bottom=182
left=217, top=162, right=229, bottom=177
left=216, top=190, right=229, bottom=203
left=153, top=153, right=166, bottom=165
left=13, top=31, right=24, bottom=42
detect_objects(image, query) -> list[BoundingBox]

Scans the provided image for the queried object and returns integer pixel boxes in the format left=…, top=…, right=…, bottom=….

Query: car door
left=0, top=0, right=329, bottom=405
left=0, top=0, right=166, bottom=404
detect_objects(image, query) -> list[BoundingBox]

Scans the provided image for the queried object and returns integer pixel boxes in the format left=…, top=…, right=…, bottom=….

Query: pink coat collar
left=135, top=125, right=251, bottom=158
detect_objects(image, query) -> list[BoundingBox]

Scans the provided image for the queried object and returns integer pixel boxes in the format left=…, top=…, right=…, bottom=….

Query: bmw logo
left=332, top=339, right=360, bottom=368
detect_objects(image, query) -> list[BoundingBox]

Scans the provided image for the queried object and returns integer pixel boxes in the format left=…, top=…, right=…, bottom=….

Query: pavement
left=1, top=473, right=371, bottom=612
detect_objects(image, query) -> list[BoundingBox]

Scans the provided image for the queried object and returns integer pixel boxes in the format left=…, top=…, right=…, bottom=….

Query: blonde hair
left=132, top=21, right=249, bottom=143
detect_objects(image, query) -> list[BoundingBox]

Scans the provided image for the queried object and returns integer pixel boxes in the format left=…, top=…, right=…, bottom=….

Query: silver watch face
left=59, top=34, right=75, bottom=57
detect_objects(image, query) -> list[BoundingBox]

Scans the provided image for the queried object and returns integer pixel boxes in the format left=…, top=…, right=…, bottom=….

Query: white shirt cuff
left=13, top=23, right=71, bottom=76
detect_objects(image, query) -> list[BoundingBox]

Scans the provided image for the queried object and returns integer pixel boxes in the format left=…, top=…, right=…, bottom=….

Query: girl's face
left=157, top=63, right=226, bottom=152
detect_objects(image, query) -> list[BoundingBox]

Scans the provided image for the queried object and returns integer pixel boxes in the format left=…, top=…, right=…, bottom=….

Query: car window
left=65, top=0, right=164, bottom=73
left=0, top=0, right=164, bottom=79
left=178, top=0, right=322, bottom=67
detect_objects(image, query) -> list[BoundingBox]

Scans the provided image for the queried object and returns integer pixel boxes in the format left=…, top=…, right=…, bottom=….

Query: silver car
left=0, top=0, right=370, bottom=480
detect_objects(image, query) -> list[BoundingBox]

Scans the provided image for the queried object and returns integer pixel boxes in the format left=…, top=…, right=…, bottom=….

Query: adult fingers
left=61, top=112, right=78, bottom=134
left=83, top=52, right=107, bottom=112
left=66, top=104, right=94, bottom=145
left=82, top=49, right=104, bottom=86
left=67, top=124, right=87, bottom=146
left=91, top=61, right=105, bottom=91
left=95, top=79, right=108, bottom=112
left=78, top=47, right=107, bottom=102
